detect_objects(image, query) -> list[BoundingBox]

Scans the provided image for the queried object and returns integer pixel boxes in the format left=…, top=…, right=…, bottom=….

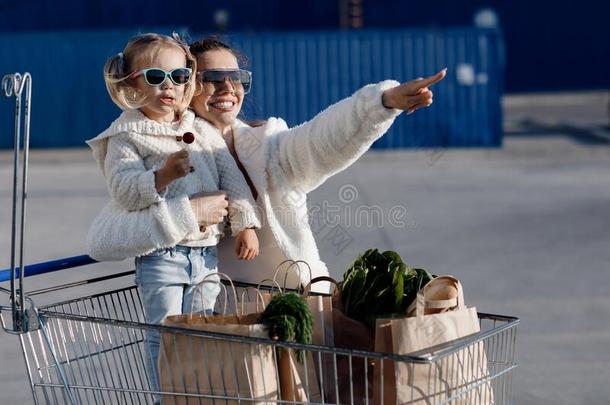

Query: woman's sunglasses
left=128, top=68, right=192, bottom=86
left=197, top=69, right=252, bottom=94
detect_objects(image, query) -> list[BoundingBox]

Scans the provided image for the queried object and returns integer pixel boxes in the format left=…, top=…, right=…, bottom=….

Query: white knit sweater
left=86, top=109, right=260, bottom=257
left=86, top=81, right=402, bottom=289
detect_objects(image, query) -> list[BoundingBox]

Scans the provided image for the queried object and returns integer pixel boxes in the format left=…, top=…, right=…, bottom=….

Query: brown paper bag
left=276, top=348, right=317, bottom=402
left=268, top=262, right=333, bottom=402
left=332, top=288, right=375, bottom=405
left=159, top=312, right=278, bottom=405
left=239, top=276, right=323, bottom=402
left=373, top=276, right=493, bottom=405
left=303, top=276, right=338, bottom=402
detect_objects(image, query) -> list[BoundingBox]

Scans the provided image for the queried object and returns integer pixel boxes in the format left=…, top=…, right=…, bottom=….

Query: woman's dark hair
left=189, top=36, right=248, bottom=68
left=189, top=36, right=266, bottom=127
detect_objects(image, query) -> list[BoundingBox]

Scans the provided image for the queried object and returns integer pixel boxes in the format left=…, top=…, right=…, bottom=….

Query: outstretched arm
left=273, top=70, right=446, bottom=193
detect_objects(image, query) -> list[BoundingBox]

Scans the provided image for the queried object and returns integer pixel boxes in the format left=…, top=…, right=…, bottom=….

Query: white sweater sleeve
left=208, top=133, right=262, bottom=235
left=104, top=133, right=165, bottom=211
left=274, top=80, right=402, bottom=193
left=86, top=194, right=200, bottom=261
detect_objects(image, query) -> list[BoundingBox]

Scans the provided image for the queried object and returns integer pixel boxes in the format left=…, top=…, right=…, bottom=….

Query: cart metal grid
left=1, top=258, right=518, bottom=405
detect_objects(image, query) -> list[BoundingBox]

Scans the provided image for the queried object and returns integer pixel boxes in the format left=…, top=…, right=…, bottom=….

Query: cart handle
left=0, top=255, right=97, bottom=283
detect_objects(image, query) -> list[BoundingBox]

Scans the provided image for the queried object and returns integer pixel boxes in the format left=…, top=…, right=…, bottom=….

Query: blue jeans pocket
left=203, top=246, right=218, bottom=270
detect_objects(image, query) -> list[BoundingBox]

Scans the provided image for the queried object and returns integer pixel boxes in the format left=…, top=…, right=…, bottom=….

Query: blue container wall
left=0, top=0, right=339, bottom=33
left=0, top=30, right=132, bottom=149
left=230, top=29, right=503, bottom=149
left=0, top=28, right=503, bottom=149
left=362, top=0, right=610, bottom=92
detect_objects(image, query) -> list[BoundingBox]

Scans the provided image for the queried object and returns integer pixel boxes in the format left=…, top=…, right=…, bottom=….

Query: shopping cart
left=0, top=256, right=518, bottom=405
left=1, top=72, right=519, bottom=404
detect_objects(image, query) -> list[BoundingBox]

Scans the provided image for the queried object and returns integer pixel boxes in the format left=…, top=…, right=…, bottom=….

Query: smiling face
left=133, top=47, right=188, bottom=123
left=190, top=49, right=243, bottom=133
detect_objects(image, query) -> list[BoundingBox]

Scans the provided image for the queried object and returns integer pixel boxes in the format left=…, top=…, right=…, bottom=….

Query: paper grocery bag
left=276, top=348, right=318, bottom=402
left=374, top=276, right=493, bottom=404
left=332, top=287, right=375, bottom=405
left=240, top=277, right=323, bottom=402
left=301, top=276, right=338, bottom=402
left=159, top=312, right=278, bottom=405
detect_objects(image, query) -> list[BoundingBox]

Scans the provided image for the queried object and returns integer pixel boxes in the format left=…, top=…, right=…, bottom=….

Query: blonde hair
left=104, top=33, right=197, bottom=112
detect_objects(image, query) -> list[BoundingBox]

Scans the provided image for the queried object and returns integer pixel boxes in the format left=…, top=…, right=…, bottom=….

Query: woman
left=87, top=36, right=446, bottom=292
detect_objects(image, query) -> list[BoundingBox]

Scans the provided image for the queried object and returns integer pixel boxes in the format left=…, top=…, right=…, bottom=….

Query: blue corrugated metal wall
left=0, top=0, right=339, bottom=33
left=230, top=29, right=503, bottom=149
left=0, top=28, right=503, bottom=149
left=0, top=30, right=134, bottom=149
left=363, top=0, right=610, bottom=92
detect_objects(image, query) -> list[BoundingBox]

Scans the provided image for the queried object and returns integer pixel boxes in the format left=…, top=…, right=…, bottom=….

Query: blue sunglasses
left=127, top=67, right=192, bottom=86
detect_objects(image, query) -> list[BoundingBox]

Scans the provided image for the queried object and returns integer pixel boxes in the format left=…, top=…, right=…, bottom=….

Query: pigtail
left=104, top=53, right=125, bottom=81
left=103, top=50, right=145, bottom=110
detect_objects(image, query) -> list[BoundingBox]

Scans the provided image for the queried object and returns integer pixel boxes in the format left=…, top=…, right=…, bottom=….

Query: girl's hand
left=189, top=191, right=229, bottom=228
left=235, top=228, right=259, bottom=261
left=155, top=150, right=192, bottom=191
left=382, top=68, right=447, bottom=114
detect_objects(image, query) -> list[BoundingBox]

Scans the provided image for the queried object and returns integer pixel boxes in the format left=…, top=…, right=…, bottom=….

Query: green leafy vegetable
left=259, top=292, right=313, bottom=362
left=340, top=249, right=433, bottom=328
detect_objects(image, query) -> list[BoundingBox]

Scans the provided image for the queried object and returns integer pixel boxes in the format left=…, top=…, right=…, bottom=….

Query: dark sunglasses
left=128, top=67, right=192, bottom=86
left=197, top=69, right=252, bottom=94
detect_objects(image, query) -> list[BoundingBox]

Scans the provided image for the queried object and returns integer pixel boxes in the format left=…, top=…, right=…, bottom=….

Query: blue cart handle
left=0, top=255, right=98, bottom=283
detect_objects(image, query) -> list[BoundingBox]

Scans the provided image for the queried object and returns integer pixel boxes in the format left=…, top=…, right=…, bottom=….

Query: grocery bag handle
left=272, top=259, right=313, bottom=291
left=191, top=272, right=239, bottom=317
left=415, top=275, right=464, bottom=317
left=239, top=278, right=284, bottom=314
left=255, top=278, right=283, bottom=294
left=272, top=259, right=297, bottom=283
left=239, top=287, right=268, bottom=314
left=302, top=276, right=339, bottom=297
left=425, top=298, right=458, bottom=309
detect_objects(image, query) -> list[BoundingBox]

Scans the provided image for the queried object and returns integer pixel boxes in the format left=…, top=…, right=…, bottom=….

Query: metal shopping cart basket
left=1, top=72, right=519, bottom=404
left=1, top=257, right=519, bottom=405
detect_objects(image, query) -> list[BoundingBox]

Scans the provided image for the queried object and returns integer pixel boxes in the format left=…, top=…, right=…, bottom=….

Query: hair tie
left=172, top=32, right=183, bottom=43
left=116, top=52, right=125, bottom=76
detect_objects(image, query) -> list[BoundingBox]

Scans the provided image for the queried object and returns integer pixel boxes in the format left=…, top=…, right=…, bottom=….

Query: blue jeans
left=135, top=245, right=220, bottom=401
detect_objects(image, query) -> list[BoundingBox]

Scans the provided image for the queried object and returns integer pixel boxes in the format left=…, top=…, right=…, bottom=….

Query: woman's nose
left=217, top=77, right=236, bottom=93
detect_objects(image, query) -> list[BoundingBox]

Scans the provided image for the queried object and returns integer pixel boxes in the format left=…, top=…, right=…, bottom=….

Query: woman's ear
left=193, top=80, right=203, bottom=97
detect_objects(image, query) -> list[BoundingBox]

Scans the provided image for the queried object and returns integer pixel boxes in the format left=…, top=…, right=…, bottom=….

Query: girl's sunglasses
left=197, top=69, right=252, bottom=94
left=128, top=68, right=192, bottom=86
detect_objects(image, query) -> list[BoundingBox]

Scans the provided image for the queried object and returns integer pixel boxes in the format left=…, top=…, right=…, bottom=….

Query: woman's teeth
left=211, top=101, right=234, bottom=111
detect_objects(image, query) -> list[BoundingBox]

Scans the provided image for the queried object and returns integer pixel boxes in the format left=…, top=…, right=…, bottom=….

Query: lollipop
left=176, top=132, right=195, bottom=144
left=176, top=132, right=196, bottom=172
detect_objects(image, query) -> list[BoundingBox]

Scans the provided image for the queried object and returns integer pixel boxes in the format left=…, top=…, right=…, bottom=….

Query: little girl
left=85, top=33, right=261, bottom=398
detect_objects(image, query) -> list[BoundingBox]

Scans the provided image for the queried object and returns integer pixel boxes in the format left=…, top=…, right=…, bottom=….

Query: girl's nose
left=160, top=77, right=173, bottom=89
